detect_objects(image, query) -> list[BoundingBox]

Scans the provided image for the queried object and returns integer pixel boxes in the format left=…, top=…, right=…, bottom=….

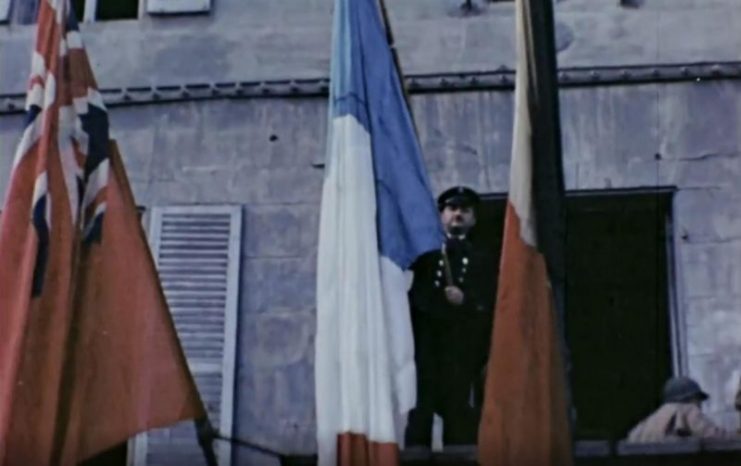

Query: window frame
left=477, top=187, right=680, bottom=440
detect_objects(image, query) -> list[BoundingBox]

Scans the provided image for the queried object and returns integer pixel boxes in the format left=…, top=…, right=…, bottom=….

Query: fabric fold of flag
left=0, top=1, right=205, bottom=463
left=56, top=141, right=206, bottom=463
left=315, top=0, right=444, bottom=464
left=477, top=0, right=573, bottom=465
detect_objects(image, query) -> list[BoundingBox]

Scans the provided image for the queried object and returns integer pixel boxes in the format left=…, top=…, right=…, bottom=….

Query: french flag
left=314, top=0, right=443, bottom=464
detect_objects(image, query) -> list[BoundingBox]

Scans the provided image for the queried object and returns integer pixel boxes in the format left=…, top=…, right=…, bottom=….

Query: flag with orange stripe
left=477, top=0, right=573, bottom=465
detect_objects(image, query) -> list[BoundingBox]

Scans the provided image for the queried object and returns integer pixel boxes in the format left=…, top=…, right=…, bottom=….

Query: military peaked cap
left=437, top=186, right=481, bottom=211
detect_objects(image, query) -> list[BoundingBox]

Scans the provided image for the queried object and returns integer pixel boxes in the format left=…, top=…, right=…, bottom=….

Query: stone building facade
left=1, top=0, right=740, bottom=465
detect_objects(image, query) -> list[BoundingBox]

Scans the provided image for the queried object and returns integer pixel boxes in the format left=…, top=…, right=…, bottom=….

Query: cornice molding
left=2, top=61, right=740, bottom=115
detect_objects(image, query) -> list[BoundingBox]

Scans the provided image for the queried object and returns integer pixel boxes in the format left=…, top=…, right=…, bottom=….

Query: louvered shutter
left=147, top=0, right=211, bottom=15
left=130, top=205, right=242, bottom=466
left=0, top=0, right=11, bottom=23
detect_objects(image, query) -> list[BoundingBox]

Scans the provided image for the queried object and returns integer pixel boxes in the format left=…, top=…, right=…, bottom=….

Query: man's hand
left=445, top=286, right=465, bottom=306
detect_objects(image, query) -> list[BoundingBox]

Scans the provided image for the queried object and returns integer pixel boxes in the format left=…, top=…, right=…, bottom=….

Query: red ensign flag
left=0, top=1, right=205, bottom=464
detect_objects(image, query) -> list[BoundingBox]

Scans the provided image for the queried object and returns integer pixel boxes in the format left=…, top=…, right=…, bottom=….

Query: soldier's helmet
left=437, top=186, right=481, bottom=212
left=662, top=376, right=709, bottom=403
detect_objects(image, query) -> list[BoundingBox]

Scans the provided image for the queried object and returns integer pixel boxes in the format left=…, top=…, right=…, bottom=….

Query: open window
left=564, top=190, right=674, bottom=440
left=72, top=0, right=139, bottom=22
left=474, top=189, right=675, bottom=441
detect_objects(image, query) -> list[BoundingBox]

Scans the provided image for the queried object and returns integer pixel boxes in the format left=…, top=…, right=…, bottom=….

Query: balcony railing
left=280, top=439, right=741, bottom=466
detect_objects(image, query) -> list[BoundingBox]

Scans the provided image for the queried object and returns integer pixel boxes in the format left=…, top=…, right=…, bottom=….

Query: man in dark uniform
left=405, top=186, right=495, bottom=447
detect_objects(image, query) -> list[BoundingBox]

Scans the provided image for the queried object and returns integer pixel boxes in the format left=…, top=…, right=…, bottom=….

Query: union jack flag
left=14, top=0, right=110, bottom=296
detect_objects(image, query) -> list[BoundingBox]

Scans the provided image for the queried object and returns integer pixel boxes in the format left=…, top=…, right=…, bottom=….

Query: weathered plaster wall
left=1, top=0, right=741, bottom=94
left=2, top=79, right=738, bottom=464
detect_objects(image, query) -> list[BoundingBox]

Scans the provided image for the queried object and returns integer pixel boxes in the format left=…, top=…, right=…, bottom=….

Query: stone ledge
left=277, top=440, right=741, bottom=465
left=2, top=62, right=741, bottom=115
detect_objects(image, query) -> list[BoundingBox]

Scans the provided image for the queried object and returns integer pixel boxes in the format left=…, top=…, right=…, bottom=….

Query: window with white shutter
left=0, top=0, right=11, bottom=23
left=147, top=0, right=211, bottom=15
left=129, top=205, right=242, bottom=466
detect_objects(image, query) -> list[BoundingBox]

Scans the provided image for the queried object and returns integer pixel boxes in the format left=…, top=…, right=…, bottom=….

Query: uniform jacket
left=409, top=236, right=494, bottom=315
left=626, top=402, right=735, bottom=443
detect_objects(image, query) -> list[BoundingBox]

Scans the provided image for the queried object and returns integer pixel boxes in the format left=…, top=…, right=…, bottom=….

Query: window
left=72, top=0, right=139, bottom=22
left=6, top=0, right=211, bottom=24
left=564, top=191, right=673, bottom=440
left=130, top=205, right=242, bottom=466
left=407, top=189, right=675, bottom=448
left=475, top=190, right=674, bottom=441
left=9, top=0, right=139, bottom=24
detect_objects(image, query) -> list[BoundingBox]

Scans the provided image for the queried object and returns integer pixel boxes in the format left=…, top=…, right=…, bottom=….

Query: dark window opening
left=71, top=0, right=85, bottom=22
left=473, top=189, right=674, bottom=442
left=13, top=0, right=138, bottom=23
left=96, top=0, right=139, bottom=21
left=69, top=0, right=139, bottom=22
left=564, top=191, right=673, bottom=441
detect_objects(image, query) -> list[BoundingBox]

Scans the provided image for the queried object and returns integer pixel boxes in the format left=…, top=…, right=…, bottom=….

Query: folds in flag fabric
left=477, top=0, right=573, bottom=465
left=315, top=0, right=444, bottom=464
left=0, top=1, right=205, bottom=463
